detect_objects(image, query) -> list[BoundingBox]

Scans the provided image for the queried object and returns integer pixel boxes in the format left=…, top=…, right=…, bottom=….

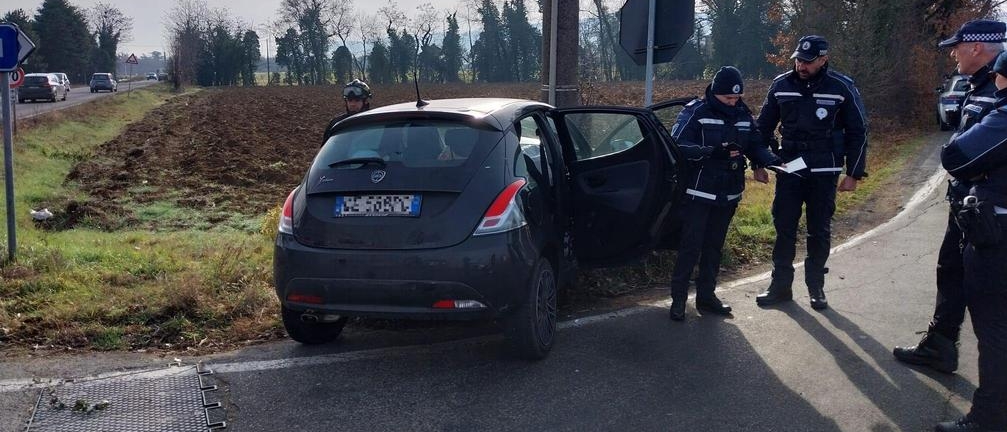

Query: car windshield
left=316, top=120, right=496, bottom=170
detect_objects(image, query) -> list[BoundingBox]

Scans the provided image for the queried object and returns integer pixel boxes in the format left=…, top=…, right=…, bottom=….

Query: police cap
left=938, top=19, right=1006, bottom=48
left=791, top=35, right=828, bottom=62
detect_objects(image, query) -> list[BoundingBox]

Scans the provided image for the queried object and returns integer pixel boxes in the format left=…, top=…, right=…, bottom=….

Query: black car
left=274, top=98, right=689, bottom=359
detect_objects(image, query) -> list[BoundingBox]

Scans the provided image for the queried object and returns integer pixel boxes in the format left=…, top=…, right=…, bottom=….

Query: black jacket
left=670, top=86, right=781, bottom=206
left=949, top=60, right=1000, bottom=200
left=943, top=86, right=1007, bottom=209
left=757, top=65, right=868, bottom=179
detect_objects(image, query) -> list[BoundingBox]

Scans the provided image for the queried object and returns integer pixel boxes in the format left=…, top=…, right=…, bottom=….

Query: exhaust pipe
left=300, top=313, right=319, bottom=323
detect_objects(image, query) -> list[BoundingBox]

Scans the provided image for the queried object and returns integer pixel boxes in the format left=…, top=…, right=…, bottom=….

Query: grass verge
left=1, top=87, right=282, bottom=353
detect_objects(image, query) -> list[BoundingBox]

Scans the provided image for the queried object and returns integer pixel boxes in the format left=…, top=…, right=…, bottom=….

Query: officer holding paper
left=755, top=35, right=869, bottom=310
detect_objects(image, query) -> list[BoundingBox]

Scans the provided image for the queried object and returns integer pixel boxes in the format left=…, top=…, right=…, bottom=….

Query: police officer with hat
left=755, top=35, right=868, bottom=310
left=668, top=66, right=781, bottom=321
left=933, top=49, right=1007, bottom=432
left=322, top=79, right=373, bottom=144
left=894, top=19, right=1006, bottom=375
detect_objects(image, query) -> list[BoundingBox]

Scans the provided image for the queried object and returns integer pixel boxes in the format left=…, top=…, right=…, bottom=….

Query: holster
left=954, top=196, right=1003, bottom=248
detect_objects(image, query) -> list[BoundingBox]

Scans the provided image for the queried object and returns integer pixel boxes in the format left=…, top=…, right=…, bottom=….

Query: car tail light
left=432, top=299, right=487, bottom=309
left=278, top=188, right=296, bottom=235
left=287, top=293, right=323, bottom=304
left=473, top=179, right=527, bottom=236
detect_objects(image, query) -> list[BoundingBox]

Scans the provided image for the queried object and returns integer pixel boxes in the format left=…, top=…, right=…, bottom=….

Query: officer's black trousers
left=770, top=173, right=838, bottom=290
left=931, top=211, right=967, bottom=341
left=670, top=199, right=737, bottom=301
left=962, top=216, right=1007, bottom=429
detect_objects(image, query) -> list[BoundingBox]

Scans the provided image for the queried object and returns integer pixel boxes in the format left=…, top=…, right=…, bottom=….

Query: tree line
left=3, top=0, right=132, bottom=84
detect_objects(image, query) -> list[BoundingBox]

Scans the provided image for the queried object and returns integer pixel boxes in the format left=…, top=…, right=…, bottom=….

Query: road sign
left=0, top=23, right=36, bottom=71
left=9, top=67, right=24, bottom=88
left=126, top=53, right=138, bottom=64
left=618, top=0, right=695, bottom=66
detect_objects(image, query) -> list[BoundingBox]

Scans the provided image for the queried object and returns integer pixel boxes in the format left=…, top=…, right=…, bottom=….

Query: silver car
left=937, top=74, right=970, bottom=131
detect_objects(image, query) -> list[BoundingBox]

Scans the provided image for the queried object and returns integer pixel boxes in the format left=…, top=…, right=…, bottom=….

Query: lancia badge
left=370, top=170, right=386, bottom=183
left=815, top=107, right=828, bottom=120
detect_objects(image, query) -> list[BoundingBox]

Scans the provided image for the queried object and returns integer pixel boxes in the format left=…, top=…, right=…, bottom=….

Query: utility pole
left=540, top=0, right=580, bottom=107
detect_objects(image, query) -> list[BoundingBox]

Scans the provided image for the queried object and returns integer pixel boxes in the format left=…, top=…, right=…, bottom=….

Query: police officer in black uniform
left=322, top=79, right=372, bottom=144
left=668, top=66, right=781, bottom=321
left=894, top=20, right=1006, bottom=375
left=934, top=49, right=1007, bottom=432
left=755, top=35, right=868, bottom=310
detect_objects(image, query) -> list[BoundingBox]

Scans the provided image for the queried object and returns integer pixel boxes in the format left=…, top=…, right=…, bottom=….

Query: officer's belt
left=781, top=139, right=831, bottom=152
left=699, top=159, right=746, bottom=171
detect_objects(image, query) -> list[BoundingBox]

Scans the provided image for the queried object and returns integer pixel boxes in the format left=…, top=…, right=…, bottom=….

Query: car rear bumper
left=18, top=89, right=54, bottom=99
left=274, top=229, right=539, bottom=320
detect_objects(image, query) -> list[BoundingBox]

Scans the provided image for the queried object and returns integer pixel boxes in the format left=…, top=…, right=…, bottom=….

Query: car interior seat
left=403, top=126, right=443, bottom=161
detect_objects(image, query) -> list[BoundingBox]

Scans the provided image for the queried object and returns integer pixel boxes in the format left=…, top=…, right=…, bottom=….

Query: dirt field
left=62, top=81, right=771, bottom=230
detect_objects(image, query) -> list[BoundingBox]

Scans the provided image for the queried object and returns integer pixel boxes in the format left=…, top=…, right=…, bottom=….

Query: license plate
left=334, top=194, right=421, bottom=217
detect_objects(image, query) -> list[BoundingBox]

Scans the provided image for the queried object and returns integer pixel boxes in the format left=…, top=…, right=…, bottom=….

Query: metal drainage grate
left=25, top=364, right=226, bottom=432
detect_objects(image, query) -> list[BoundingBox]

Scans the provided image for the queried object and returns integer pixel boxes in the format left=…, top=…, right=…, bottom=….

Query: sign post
left=619, top=0, right=695, bottom=106
left=9, top=67, right=23, bottom=137
left=126, top=53, right=138, bottom=94
left=0, top=23, right=36, bottom=262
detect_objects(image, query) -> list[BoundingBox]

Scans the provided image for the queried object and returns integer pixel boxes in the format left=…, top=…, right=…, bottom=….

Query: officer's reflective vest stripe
left=774, top=92, right=802, bottom=98
left=996, top=206, right=1007, bottom=215
left=735, top=121, right=751, bottom=127
left=685, top=188, right=743, bottom=202
left=812, top=93, right=845, bottom=102
left=809, top=167, right=844, bottom=173
left=969, top=96, right=998, bottom=104
left=698, top=118, right=724, bottom=124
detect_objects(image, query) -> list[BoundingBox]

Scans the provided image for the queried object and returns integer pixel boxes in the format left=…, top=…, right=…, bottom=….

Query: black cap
left=791, top=35, right=828, bottom=62
left=994, top=51, right=1007, bottom=77
left=711, top=66, right=743, bottom=95
left=939, top=19, right=1006, bottom=48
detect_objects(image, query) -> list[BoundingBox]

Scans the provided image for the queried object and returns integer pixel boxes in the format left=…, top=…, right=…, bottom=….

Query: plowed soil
left=63, top=81, right=765, bottom=230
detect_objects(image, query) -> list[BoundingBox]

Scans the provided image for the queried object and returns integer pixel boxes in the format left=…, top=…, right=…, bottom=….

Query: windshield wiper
left=328, top=156, right=386, bottom=168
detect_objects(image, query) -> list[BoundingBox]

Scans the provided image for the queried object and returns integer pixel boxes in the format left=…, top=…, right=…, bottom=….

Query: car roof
left=337, top=98, right=553, bottom=132
left=25, top=73, right=55, bottom=77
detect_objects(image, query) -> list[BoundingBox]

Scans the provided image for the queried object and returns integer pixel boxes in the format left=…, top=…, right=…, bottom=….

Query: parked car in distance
left=146, top=72, right=158, bottom=80
left=18, top=73, right=67, bottom=103
left=273, top=97, right=690, bottom=359
left=937, top=73, right=970, bottom=131
left=89, top=73, right=117, bottom=93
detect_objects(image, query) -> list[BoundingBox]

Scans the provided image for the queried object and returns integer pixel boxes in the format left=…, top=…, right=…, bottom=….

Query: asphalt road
left=11, top=79, right=159, bottom=120
left=0, top=132, right=977, bottom=432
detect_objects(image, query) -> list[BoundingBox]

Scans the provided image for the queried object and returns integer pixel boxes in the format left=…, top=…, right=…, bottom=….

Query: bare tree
left=166, top=0, right=209, bottom=89
left=355, top=13, right=383, bottom=79
left=90, top=3, right=134, bottom=75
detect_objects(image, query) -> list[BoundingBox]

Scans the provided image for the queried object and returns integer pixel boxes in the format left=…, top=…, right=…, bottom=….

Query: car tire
left=505, top=258, right=557, bottom=360
left=281, top=305, right=347, bottom=345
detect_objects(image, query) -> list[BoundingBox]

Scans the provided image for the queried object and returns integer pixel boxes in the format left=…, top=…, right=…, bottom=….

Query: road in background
left=12, top=79, right=159, bottom=120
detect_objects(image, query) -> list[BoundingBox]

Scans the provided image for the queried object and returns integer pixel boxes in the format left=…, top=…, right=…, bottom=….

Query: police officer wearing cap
left=322, top=79, right=372, bottom=144
left=755, top=35, right=868, bottom=310
left=932, top=49, right=1007, bottom=432
left=894, top=19, right=1006, bottom=375
left=668, top=66, right=781, bottom=321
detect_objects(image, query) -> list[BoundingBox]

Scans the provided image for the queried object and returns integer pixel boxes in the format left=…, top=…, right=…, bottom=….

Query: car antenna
left=413, top=57, right=428, bottom=108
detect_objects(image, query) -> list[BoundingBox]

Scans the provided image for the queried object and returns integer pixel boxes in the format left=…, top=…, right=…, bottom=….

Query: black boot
left=696, top=294, right=732, bottom=315
left=934, top=416, right=1003, bottom=432
left=669, top=299, right=686, bottom=321
left=893, top=330, right=959, bottom=374
left=756, top=282, right=792, bottom=306
left=809, top=286, right=828, bottom=310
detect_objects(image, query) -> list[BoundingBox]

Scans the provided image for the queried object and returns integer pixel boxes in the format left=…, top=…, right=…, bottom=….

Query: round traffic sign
left=9, top=67, right=24, bottom=88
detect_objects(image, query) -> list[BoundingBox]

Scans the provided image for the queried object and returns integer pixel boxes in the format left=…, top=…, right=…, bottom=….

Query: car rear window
left=953, top=79, right=970, bottom=92
left=25, top=76, right=48, bottom=84
left=316, top=120, right=497, bottom=170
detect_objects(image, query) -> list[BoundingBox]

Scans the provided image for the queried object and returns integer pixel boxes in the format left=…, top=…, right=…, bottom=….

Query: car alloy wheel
left=505, top=258, right=557, bottom=360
